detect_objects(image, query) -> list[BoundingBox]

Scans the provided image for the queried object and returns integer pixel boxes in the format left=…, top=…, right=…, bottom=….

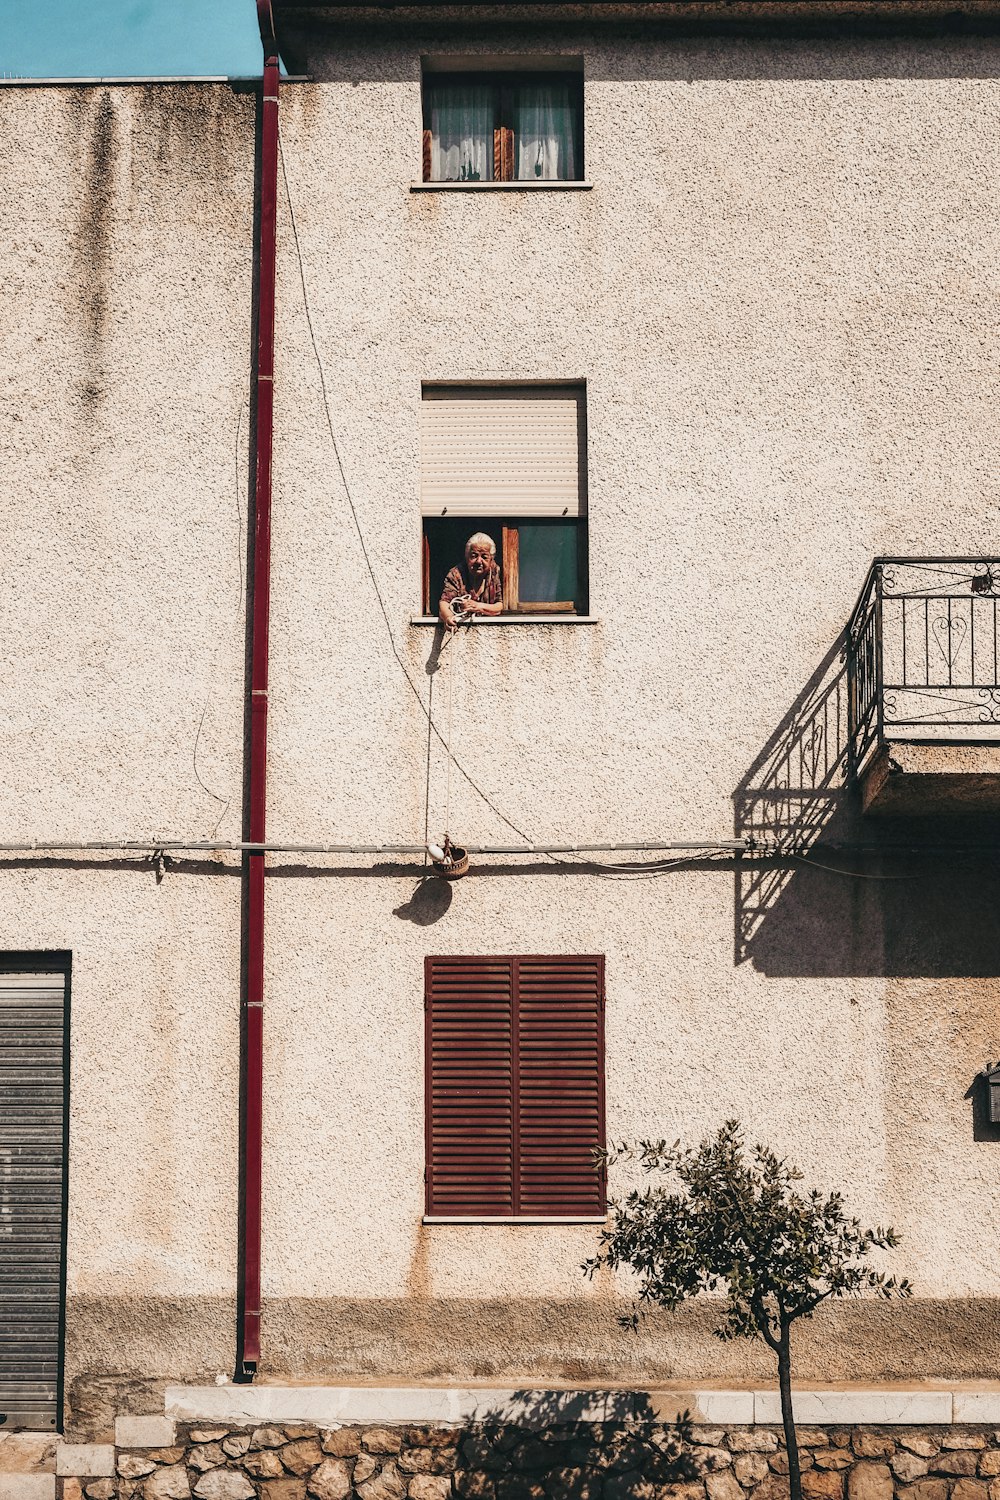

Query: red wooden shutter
left=516, top=956, right=605, bottom=1216
left=425, top=957, right=514, bottom=1217
left=425, top=956, right=605, bottom=1217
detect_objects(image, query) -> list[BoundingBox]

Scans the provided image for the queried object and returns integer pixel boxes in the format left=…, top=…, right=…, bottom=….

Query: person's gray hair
left=465, top=532, right=497, bottom=558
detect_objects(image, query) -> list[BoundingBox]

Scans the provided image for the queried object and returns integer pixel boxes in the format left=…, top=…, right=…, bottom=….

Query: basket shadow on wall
left=733, top=636, right=1000, bottom=978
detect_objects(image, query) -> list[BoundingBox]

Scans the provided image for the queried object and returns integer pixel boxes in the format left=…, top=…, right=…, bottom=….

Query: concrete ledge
left=0, top=1479, right=55, bottom=1500
left=165, top=1384, right=993, bottom=1427
left=753, top=1390, right=953, bottom=1425
left=56, top=1442, right=115, bottom=1477
left=114, top=1415, right=176, bottom=1448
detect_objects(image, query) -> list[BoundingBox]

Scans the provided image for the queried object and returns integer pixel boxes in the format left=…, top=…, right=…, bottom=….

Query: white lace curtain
left=426, top=78, right=581, bottom=182
left=427, top=82, right=494, bottom=182
left=514, top=81, right=579, bottom=181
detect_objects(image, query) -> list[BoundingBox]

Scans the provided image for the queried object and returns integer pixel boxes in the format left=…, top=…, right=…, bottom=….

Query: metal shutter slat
left=420, top=390, right=585, bottom=517
left=0, top=969, right=66, bottom=1429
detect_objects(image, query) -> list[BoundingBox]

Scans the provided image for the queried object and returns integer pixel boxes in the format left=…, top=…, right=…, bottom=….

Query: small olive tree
left=583, top=1121, right=911, bottom=1500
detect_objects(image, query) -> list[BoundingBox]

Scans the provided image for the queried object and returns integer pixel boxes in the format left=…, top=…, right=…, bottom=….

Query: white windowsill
left=410, top=615, right=599, bottom=626
left=411, top=180, right=594, bottom=192
left=423, top=1215, right=607, bottom=1224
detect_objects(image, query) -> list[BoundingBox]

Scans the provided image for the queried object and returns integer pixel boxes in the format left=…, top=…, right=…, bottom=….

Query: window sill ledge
left=410, top=615, right=599, bottom=626
left=423, top=1216, right=607, bottom=1225
left=411, top=180, right=594, bottom=192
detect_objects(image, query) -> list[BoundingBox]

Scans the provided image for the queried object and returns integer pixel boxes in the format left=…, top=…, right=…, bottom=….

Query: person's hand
left=439, top=601, right=458, bottom=632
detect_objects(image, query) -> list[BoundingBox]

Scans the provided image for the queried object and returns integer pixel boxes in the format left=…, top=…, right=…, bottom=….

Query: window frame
left=423, top=954, right=607, bottom=1223
left=421, top=69, right=585, bottom=185
left=420, top=383, right=589, bottom=619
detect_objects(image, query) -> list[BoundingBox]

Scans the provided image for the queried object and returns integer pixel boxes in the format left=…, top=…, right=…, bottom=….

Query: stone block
left=945, top=1438, right=991, bottom=1452
left=898, top=1437, right=939, bottom=1459
left=399, top=1449, right=456, bottom=1476
left=150, top=1450, right=187, bottom=1466
left=847, top=1463, right=892, bottom=1500
left=770, top=1454, right=813, bottom=1476
left=734, top=1456, right=770, bottom=1485
left=852, top=1437, right=894, bottom=1460
left=259, top=1483, right=307, bottom=1500
left=115, top=1418, right=176, bottom=1449
left=495, top=1478, right=546, bottom=1500
left=83, top=1483, right=116, bottom=1500
left=453, top=1472, right=495, bottom=1500
left=692, top=1432, right=727, bottom=1449
left=307, top=1457, right=352, bottom=1500
left=319, top=1430, right=359, bottom=1458
left=955, top=1398, right=1000, bottom=1425
left=730, top=1435, right=779, bottom=1454
left=62, top=1482, right=85, bottom=1500
left=981, top=1454, right=1000, bottom=1478
left=190, top=1431, right=230, bottom=1444
left=891, top=1452, right=929, bottom=1482
left=189, top=1445, right=228, bottom=1472
left=812, top=1454, right=851, bottom=1472
left=355, top=1454, right=379, bottom=1484
left=952, top=1484, right=991, bottom=1500
left=408, top=1479, right=452, bottom=1500
left=244, top=1449, right=286, bottom=1478
left=0, top=1481, right=54, bottom=1500
left=56, top=1446, right=115, bottom=1479
left=148, top=1467, right=194, bottom=1499
left=699, top=1447, right=733, bottom=1471
left=252, top=1427, right=288, bottom=1450
left=801, top=1469, right=842, bottom=1500
left=0, top=1432, right=56, bottom=1473
left=358, top=1461, right=408, bottom=1500
left=897, top=1483, right=948, bottom=1500
left=748, top=1478, right=789, bottom=1500
left=283, top=1439, right=324, bottom=1475
left=365, top=1432, right=404, bottom=1456
left=191, top=1472, right=255, bottom=1499
left=706, top=1471, right=744, bottom=1500
left=223, top=1435, right=253, bottom=1459
left=933, top=1452, right=979, bottom=1476
left=407, top=1430, right=461, bottom=1450
left=547, top=1468, right=602, bottom=1500
left=116, top=1453, right=157, bottom=1479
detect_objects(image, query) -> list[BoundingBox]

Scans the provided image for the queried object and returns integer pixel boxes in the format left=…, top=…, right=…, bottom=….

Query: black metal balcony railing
left=848, top=558, right=1000, bottom=773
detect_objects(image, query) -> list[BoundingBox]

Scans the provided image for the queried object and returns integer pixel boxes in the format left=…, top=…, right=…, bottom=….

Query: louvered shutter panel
left=426, top=957, right=515, bottom=1216
left=425, top=956, right=605, bottom=1217
left=420, top=387, right=585, bottom=518
left=0, top=968, right=67, bottom=1428
left=516, top=957, right=605, bottom=1216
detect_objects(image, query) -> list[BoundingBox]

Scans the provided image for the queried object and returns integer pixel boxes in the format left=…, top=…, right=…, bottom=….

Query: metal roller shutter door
left=0, top=969, right=67, bottom=1429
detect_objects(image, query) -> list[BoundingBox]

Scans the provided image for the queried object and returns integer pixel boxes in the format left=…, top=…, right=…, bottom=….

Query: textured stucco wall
left=1, top=84, right=253, bottom=1412
left=6, top=20, right=1000, bottom=1412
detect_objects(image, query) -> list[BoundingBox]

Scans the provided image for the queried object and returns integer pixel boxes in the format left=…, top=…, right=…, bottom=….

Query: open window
left=420, top=385, right=588, bottom=618
left=421, top=62, right=583, bottom=183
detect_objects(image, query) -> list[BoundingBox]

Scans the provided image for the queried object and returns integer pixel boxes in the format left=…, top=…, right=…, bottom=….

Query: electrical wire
left=278, top=132, right=535, bottom=849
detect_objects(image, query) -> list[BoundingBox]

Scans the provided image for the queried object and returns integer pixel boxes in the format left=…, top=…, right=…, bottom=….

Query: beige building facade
left=5, top=0, right=1000, bottom=1462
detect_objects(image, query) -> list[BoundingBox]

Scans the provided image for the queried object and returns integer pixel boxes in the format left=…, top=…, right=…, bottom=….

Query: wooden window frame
left=422, top=71, right=583, bottom=184
left=424, top=954, right=606, bottom=1221
left=422, top=520, right=585, bottom=617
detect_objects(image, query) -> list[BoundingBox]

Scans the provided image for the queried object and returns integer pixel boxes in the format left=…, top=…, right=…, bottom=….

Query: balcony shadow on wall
left=734, top=637, right=1000, bottom=978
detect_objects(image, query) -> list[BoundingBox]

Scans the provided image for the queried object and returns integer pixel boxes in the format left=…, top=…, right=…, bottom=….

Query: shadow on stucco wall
left=732, top=636, right=1000, bottom=979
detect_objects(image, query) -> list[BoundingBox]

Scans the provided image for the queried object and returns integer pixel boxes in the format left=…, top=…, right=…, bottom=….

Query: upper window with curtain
left=422, top=71, right=584, bottom=184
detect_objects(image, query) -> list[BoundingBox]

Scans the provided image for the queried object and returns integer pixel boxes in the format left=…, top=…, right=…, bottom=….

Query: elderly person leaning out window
left=439, top=532, right=503, bottom=631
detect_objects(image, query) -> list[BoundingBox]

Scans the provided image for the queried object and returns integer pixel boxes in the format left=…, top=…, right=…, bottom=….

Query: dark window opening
left=422, top=73, right=584, bottom=183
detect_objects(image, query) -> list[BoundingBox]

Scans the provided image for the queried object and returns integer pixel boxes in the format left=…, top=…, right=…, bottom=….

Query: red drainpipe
left=241, top=0, right=279, bottom=1376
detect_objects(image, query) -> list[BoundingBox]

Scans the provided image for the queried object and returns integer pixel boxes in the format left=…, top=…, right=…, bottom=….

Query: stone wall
left=52, top=1422, right=1000, bottom=1500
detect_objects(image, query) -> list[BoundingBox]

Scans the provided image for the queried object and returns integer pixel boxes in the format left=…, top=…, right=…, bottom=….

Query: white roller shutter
left=421, top=386, right=585, bottom=518
left=0, top=967, right=67, bottom=1429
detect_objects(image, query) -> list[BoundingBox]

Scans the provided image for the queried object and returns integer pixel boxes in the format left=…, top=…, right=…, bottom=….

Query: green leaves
left=584, top=1120, right=911, bottom=1347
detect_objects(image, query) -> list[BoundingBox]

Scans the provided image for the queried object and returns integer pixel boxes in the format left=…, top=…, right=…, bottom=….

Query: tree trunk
left=777, top=1325, right=801, bottom=1500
